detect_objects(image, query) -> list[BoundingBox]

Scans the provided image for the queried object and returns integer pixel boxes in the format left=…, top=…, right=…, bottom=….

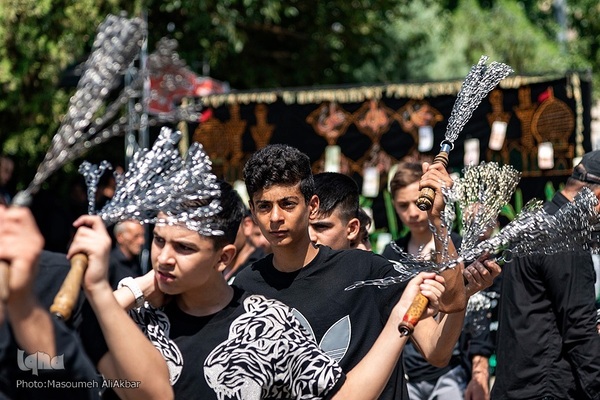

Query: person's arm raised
left=332, top=272, right=445, bottom=400
left=69, top=215, right=173, bottom=400
left=420, top=161, right=466, bottom=314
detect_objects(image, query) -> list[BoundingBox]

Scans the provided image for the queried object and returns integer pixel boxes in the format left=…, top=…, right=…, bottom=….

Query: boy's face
left=151, top=222, right=225, bottom=295
left=393, top=181, right=430, bottom=235
left=308, top=208, right=356, bottom=250
left=250, top=183, right=317, bottom=250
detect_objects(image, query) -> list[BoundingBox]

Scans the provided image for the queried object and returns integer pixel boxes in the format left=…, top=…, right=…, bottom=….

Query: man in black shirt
left=109, top=220, right=145, bottom=279
left=492, top=151, right=600, bottom=400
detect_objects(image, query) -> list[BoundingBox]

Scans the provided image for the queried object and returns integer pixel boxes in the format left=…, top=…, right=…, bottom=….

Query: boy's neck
left=271, top=236, right=319, bottom=273
left=407, top=231, right=435, bottom=257
left=223, top=243, right=256, bottom=279
left=176, top=279, right=234, bottom=317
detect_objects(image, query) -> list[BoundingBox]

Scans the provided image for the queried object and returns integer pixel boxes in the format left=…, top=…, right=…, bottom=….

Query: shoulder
left=235, top=254, right=273, bottom=281
left=382, top=236, right=409, bottom=259
left=323, top=247, right=395, bottom=274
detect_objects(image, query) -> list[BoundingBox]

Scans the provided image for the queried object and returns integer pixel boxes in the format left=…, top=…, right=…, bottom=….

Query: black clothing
left=492, top=192, right=600, bottom=400
left=0, top=251, right=101, bottom=400
left=382, top=233, right=493, bottom=386
left=228, top=247, right=267, bottom=284
left=109, top=246, right=143, bottom=282
left=235, top=245, right=409, bottom=400
left=86, top=285, right=346, bottom=399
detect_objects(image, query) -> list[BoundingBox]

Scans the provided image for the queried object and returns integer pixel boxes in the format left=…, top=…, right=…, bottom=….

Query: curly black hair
left=243, top=144, right=314, bottom=204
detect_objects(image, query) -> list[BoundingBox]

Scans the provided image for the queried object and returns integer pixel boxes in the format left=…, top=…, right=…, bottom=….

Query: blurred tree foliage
left=0, top=0, right=597, bottom=193
left=0, top=0, right=141, bottom=187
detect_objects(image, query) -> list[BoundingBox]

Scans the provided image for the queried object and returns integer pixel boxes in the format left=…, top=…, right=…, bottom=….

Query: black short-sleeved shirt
left=235, top=246, right=408, bottom=400
left=124, top=286, right=346, bottom=399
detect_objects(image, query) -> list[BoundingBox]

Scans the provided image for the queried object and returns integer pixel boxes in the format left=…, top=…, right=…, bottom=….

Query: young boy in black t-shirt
left=80, top=180, right=445, bottom=399
left=235, top=144, right=470, bottom=400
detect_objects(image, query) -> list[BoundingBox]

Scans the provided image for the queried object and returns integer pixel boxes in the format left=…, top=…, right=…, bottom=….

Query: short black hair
left=204, top=180, right=246, bottom=249
left=243, top=144, right=314, bottom=203
left=313, top=172, right=359, bottom=223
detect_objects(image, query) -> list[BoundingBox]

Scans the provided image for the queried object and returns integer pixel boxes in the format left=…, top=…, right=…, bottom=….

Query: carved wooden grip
left=398, top=292, right=429, bottom=336
left=415, top=150, right=450, bottom=211
left=0, top=261, right=9, bottom=303
left=49, top=253, right=89, bottom=320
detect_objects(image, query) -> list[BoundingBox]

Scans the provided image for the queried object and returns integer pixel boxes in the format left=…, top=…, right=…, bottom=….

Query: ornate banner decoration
left=189, top=72, right=591, bottom=187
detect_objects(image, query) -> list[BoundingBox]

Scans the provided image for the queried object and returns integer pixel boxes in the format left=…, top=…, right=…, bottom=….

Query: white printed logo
left=17, top=350, right=64, bottom=376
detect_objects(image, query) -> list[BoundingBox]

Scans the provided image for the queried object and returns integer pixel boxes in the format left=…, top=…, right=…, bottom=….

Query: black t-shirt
left=109, top=247, right=143, bottom=282
left=235, top=245, right=409, bottom=400
left=125, top=286, right=345, bottom=399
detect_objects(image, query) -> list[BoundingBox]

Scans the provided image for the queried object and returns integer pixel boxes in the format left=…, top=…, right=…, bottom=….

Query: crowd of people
left=0, top=142, right=598, bottom=400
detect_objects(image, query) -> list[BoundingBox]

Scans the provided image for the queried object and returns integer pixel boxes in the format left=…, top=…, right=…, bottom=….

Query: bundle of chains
left=346, top=169, right=599, bottom=290
left=443, top=56, right=514, bottom=145
left=80, top=127, right=224, bottom=237
left=13, top=14, right=145, bottom=207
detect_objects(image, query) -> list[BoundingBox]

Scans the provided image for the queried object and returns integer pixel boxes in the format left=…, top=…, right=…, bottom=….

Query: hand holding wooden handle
left=398, top=292, right=430, bottom=336
left=50, top=253, right=89, bottom=320
left=415, top=142, right=453, bottom=211
left=0, top=191, right=33, bottom=324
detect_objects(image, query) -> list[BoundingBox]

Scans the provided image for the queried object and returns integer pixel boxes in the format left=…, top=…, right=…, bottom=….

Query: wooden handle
left=49, top=253, right=88, bottom=320
left=415, top=150, right=450, bottom=211
left=0, top=261, right=9, bottom=304
left=398, top=292, right=429, bottom=336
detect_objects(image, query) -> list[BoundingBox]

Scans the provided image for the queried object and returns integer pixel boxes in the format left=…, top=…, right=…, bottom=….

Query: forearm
left=8, top=295, right=56, bottom=357
left=430, top=218, right=458, bottom=260
left=412, top=311, right=465, bottom=366
left=428, top=217, right=466, bottom=313
left=86, top=282, right=172, bottom=400
left=333, top=313, right=408, bottom=400
left=114, top=272, right=157, bottom=310
left=465, top=355, right=490, bottom=400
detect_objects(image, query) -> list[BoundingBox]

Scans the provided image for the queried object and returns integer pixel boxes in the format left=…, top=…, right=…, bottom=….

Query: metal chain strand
left=79, top=160, right=113, bottom=215
left=444, top=56, right=514, bottom=144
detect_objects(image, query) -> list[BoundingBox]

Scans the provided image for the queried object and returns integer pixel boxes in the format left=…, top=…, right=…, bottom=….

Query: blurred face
left=151, top=222, right=224, bottom=295
left=250, top=183, right=317, bottom=250
left=242, top=216, right=271, bottom=253
left=0, top=157, right=13, bottom=186
left=393, top=181, right=430, bottom=235
left=308, top=209, right=356, bottom=250
left=117, top=221, right=146, bottom=259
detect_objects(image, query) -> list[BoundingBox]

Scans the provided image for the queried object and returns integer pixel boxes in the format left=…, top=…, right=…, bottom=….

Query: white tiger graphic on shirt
left=204, top=295, right=343, bottom=400
left=129, top=304, right=184, bottom=384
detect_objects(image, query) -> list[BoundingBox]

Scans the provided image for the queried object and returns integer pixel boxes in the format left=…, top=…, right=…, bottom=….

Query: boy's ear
left=346, top=217, right=360, bottom=241
left=216, top=244, right=237, bottom=273
left=309, top=194, right=319, bottom=215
